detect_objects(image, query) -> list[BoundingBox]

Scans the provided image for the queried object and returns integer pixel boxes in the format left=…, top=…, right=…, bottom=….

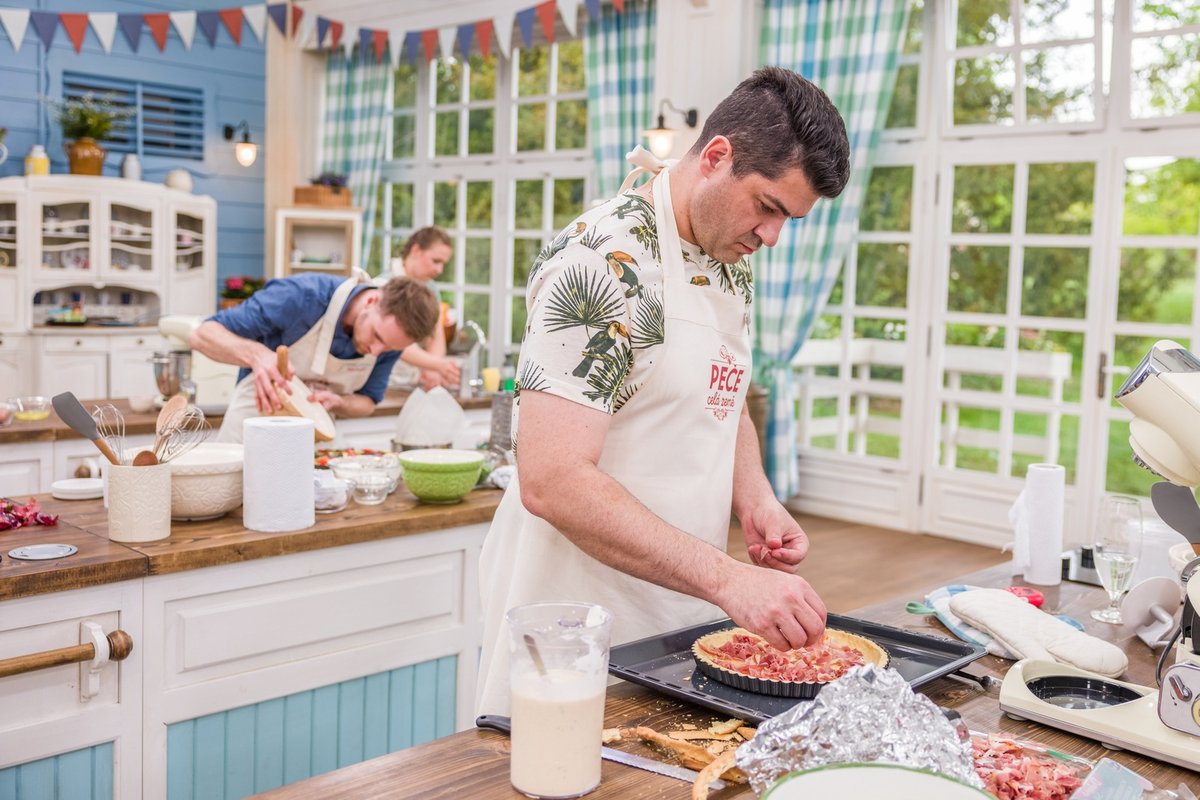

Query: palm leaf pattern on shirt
left=613, top=381, right=640, bottom=413
left=542, top=265, right=624, bottom=333
left=629, top=287, right=664, bottom=350
left=729, top=258, right=754, bottom=302
left=516, top=360, right=550, bottom=396
left=582, top=341, right=633, bottom=409
left=580, top=228, right=614, bottom=252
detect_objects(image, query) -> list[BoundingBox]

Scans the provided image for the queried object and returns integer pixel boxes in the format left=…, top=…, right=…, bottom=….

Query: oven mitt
left=949, top=589, right=1128, bottom=678
left=909, top=585, right=1018, bottom=659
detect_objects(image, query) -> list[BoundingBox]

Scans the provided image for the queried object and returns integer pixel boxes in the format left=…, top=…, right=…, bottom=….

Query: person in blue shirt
left=190, top=271, right=439, bottom=443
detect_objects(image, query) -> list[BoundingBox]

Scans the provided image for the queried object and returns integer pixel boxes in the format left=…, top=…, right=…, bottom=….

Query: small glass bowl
left=351, top=472, right=391, bottom=506
left=0, top=401, right=14, bottom=428
left=10, top=396, right=50, bottom=422
left=314, top=473, right=352, bottom=514
left=329, top=454, right=402, bottom=494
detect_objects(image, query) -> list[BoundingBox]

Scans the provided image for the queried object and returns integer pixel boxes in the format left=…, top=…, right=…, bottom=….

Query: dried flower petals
left=0, top=496, right=59, bottom=531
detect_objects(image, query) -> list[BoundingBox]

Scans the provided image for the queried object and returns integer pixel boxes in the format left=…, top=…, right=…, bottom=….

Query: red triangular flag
left=145, top=13, right=170, bottom=51
left=219, top=8, right=242, bottom=45
left=475, top=19, right=492, bottom=60
left=372, top=29, right=387, bottom=63
left=329, top=20, right=343, bottom=50
left=60, top=13, right=89, bottom=53
left=290, top=5, right=303, bottom=37
left=613, top=0, right=625, bottom=11
left=535, top=1, right=556, bottom=42
left=421, top=29, right=437, bottom=63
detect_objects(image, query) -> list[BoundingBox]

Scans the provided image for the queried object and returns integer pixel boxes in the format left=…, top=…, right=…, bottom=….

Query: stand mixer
left=999, top=339, right=1200, bottom=767
left=155, top=315, right=238, bottom=413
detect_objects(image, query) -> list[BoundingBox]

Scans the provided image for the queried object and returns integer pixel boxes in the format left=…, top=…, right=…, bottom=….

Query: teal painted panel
left=0, top=742, right=113, bottom=800
left=166, top=656, right=458, bottom=800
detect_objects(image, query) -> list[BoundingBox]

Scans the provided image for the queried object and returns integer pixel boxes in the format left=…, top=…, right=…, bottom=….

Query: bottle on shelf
left=24, top=145, right=50, bottom=176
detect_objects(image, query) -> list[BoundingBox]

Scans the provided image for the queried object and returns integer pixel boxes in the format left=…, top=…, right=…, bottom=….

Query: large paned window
left=374, top=40, right=592, bottom=365
left=795, top=0, right=1200, bottom=547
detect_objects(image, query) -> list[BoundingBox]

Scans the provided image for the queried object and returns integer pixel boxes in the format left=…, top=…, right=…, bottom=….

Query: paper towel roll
left=1010, top=463, right=1065, bottom=586
left=243, top=416, right=315, bottom=532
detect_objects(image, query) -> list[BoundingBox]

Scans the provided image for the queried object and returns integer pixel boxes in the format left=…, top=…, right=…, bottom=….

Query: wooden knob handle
left=107, top=630, right=134, bottom=661
left=276, top=345, right=289, bottom=378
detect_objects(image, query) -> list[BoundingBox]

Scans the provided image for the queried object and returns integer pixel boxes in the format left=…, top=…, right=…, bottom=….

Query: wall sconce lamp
left=644, top=99, right=699, bottom=160
left=223, top=121, right=258, bottom=167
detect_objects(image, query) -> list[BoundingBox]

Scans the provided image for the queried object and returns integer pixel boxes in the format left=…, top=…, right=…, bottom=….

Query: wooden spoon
left=132, top=449, right=159, bottom=466
left=153, top=393, right=188, bottom=455
left=277, top=344, right=290, bottom=381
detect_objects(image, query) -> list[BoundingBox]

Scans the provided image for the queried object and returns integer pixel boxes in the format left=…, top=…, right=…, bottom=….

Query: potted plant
left=294, top=172, right=352, bottom=207
left=44, top=93, right=133, bottom=175
left=219, top=275, right=264, bottom=310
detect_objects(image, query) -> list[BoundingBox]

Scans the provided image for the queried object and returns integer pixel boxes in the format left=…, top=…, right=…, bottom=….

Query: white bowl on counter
left=169, top=443, right=244, bottom=521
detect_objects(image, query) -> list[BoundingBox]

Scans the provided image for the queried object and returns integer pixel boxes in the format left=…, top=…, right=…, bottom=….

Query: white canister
left=107, top=462, right=172, bottom=542
left=121, top=153, right=141, bottom=180
left=164, top=168, right=193, bottom=192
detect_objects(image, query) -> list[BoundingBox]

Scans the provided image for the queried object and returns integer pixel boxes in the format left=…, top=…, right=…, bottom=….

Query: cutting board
left=273, top=346, right=336, bottom=442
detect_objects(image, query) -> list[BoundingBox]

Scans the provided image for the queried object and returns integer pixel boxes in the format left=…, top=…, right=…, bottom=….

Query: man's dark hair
left=688, top=66, right=850, bottom=198
left=378, top=276, right=440, bottom=343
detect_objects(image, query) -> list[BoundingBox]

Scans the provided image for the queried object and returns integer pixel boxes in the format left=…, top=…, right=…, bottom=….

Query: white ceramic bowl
left=169, top=443, right=244, bottom=520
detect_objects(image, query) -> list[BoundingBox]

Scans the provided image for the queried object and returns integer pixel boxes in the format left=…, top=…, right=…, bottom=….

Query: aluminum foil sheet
left=736, top=664, right=984, bottom=794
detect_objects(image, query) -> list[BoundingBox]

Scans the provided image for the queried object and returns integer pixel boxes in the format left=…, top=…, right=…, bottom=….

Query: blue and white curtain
left=755, top=0, right=911, bottom=499
left=583, top=0, right=656, bottom=198
left=320, top=52, right=391, bottom=266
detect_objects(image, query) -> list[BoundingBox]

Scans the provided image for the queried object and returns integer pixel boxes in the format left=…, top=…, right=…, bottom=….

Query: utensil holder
left=107, top=463, right=172, bottom=542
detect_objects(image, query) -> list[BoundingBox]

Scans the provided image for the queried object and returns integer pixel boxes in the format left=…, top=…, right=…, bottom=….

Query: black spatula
left=51, top=392, right=120, bottom=465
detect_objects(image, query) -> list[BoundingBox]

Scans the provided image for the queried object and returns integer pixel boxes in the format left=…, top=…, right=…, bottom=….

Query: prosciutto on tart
left=691, top=628, right=889, bottom=697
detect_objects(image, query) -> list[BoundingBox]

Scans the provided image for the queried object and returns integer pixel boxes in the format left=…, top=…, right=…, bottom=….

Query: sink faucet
left=458, top=320, right=487, bottom=400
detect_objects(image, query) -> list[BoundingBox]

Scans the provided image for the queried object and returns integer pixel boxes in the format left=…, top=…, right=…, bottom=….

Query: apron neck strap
left=311, top=269, right=370, bottom=377
left=618, top=145, right=677, bottom=194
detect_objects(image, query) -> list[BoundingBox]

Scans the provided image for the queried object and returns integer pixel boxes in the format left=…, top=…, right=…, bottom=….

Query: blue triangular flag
left=118, top=12, right=141, bottom=51
left=266, top=3, right=287, bottom=36
left=30, top=11, right=57, bottom=51
left=515, top=8, right=535, bottom=48
left=404, top=30, right=419, bottom=65
left=196, top=10, right=220, bottom=46
left=456, top=23, right=473, bottom=56
left=358, top=26, right=371, bottom=57
left=584, top=0, right=601, bottom=20
left=316, top=16, right=329, bottom=48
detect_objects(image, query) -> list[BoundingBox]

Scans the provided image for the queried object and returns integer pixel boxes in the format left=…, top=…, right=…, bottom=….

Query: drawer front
left=41, top=334, right=109, bottom=353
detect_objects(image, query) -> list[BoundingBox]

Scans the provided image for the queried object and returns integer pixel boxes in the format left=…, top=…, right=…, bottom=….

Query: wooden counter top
left=0, top=390, right=494, bottom=444
left=0, top=487, right=501, bottom=601
left=250, top=564, right=1197, bottom=799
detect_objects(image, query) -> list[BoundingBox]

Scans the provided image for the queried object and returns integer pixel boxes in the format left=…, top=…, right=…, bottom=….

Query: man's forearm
left=731, top=404, right=776, bottom=522
left=189, top=320, right=269, bottom=370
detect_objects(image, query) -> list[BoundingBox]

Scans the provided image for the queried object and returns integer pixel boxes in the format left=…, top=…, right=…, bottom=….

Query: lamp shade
left=645, top=127, right=674, bottom=160
left=234, top=140, right=258, bottom=167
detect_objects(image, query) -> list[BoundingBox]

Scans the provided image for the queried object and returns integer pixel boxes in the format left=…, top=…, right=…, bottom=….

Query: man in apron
left=477, top=67, right=852, bottom=715
left=189, top=272, right=439, bottom=443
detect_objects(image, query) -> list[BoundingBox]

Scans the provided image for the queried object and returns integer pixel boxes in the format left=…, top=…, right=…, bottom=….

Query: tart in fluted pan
left=691, top=627, right=890, bottom=698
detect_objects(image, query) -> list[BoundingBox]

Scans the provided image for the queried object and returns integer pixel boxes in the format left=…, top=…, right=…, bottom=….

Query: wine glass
left=1090, top=494, right=1144, bottom=624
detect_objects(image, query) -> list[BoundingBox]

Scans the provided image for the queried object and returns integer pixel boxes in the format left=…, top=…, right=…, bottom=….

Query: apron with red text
left=475, top=165, right=753, bottom=715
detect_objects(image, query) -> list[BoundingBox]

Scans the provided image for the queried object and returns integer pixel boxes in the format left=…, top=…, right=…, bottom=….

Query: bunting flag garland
left=60, top=13, right=88, bottom=53
left=118, top=12, right=141, bottom=52
left=144, top=13, right=170, bottom=52
left=219, top=8, right=243, bottom=45
left=90, top=12, right=117, bottom=53
left=0, top=0, right=629, bottom=60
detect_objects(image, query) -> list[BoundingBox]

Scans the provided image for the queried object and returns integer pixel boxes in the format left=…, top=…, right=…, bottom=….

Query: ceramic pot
left=65, top=137, right=106, bottom=175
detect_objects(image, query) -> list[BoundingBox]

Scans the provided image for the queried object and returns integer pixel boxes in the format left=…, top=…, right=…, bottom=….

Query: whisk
left=91, top=404, right=127, bottom=466
left=154, top=406, right=212, bottom=463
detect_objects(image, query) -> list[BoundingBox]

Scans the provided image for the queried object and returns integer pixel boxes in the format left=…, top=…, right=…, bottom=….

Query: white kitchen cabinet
left=0, top=333, right=33, bottom=397
left=39, top=334, right=109, bottom=399
left=0, top=190, right=23, bottom=331
left=108, top=332, right=169, bottom=398
left=0, top=582, right=144, bottom=799
left=0, top=441, right=52, bottom=496
left=274, top=206, right=361, bottom=279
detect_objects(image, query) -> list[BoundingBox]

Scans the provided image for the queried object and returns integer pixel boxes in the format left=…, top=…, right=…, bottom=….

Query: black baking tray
left=608, top=614, right=986, bottom=723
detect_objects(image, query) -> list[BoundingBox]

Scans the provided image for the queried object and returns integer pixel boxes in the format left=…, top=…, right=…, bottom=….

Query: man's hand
left=717, top=561, right=827, bottom=652
left=250, top=347, right=292, bottom=414
left=740, top=501, right=809, bottom=573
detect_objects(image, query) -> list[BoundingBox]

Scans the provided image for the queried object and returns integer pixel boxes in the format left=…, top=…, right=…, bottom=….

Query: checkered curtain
left=584, top=0, right=657, bottom=199
left=755, top=0, right=911, bottom=499
left=321, top=52, right=392, bottom=267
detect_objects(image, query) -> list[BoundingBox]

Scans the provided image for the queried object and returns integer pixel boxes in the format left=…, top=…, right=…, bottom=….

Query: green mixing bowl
left=397, top=449, right=485, bottom=504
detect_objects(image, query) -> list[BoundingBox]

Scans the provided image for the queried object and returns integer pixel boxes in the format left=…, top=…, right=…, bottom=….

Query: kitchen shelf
left=275, top=206, right=361, bottom=279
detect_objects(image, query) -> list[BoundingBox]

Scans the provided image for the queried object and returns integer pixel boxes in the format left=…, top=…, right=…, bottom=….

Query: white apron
left=475, top=164, right=753, bottom=715
left=216, top=270, right=378, bottom=443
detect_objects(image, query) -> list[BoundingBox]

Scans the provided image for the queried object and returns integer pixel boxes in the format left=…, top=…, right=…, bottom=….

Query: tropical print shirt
left=513, top=191, right=754, bottom=431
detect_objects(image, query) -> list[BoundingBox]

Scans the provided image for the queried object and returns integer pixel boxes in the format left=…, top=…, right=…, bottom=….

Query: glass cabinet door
left=0, top=199, right=15, bottom=272
left=108, top=201, right=156, bottom=275
left=38, top=198, right=92, bottom=275
left=174, top=211, right=207, bottom=275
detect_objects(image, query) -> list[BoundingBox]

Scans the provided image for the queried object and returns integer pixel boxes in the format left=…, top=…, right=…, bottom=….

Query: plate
left=51, top=477, right=104, bottom=500
left=762, top=764, right=990, bottom=799
left=7, top=543, right=79, bottom=561
left=47, top=317, right=88, bottom=326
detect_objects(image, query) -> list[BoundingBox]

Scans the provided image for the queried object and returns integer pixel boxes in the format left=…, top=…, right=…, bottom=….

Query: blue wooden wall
left=165, top=656, right=459, bottom=799
left=0, top=0, right=266, bottom=305
left=0, top=742, right=113, bottom=800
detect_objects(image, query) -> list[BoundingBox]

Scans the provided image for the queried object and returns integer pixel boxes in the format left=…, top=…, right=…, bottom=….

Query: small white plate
left=8, top=544, right=79, bottom=561
left=51, top=478, right=104, bottom=500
